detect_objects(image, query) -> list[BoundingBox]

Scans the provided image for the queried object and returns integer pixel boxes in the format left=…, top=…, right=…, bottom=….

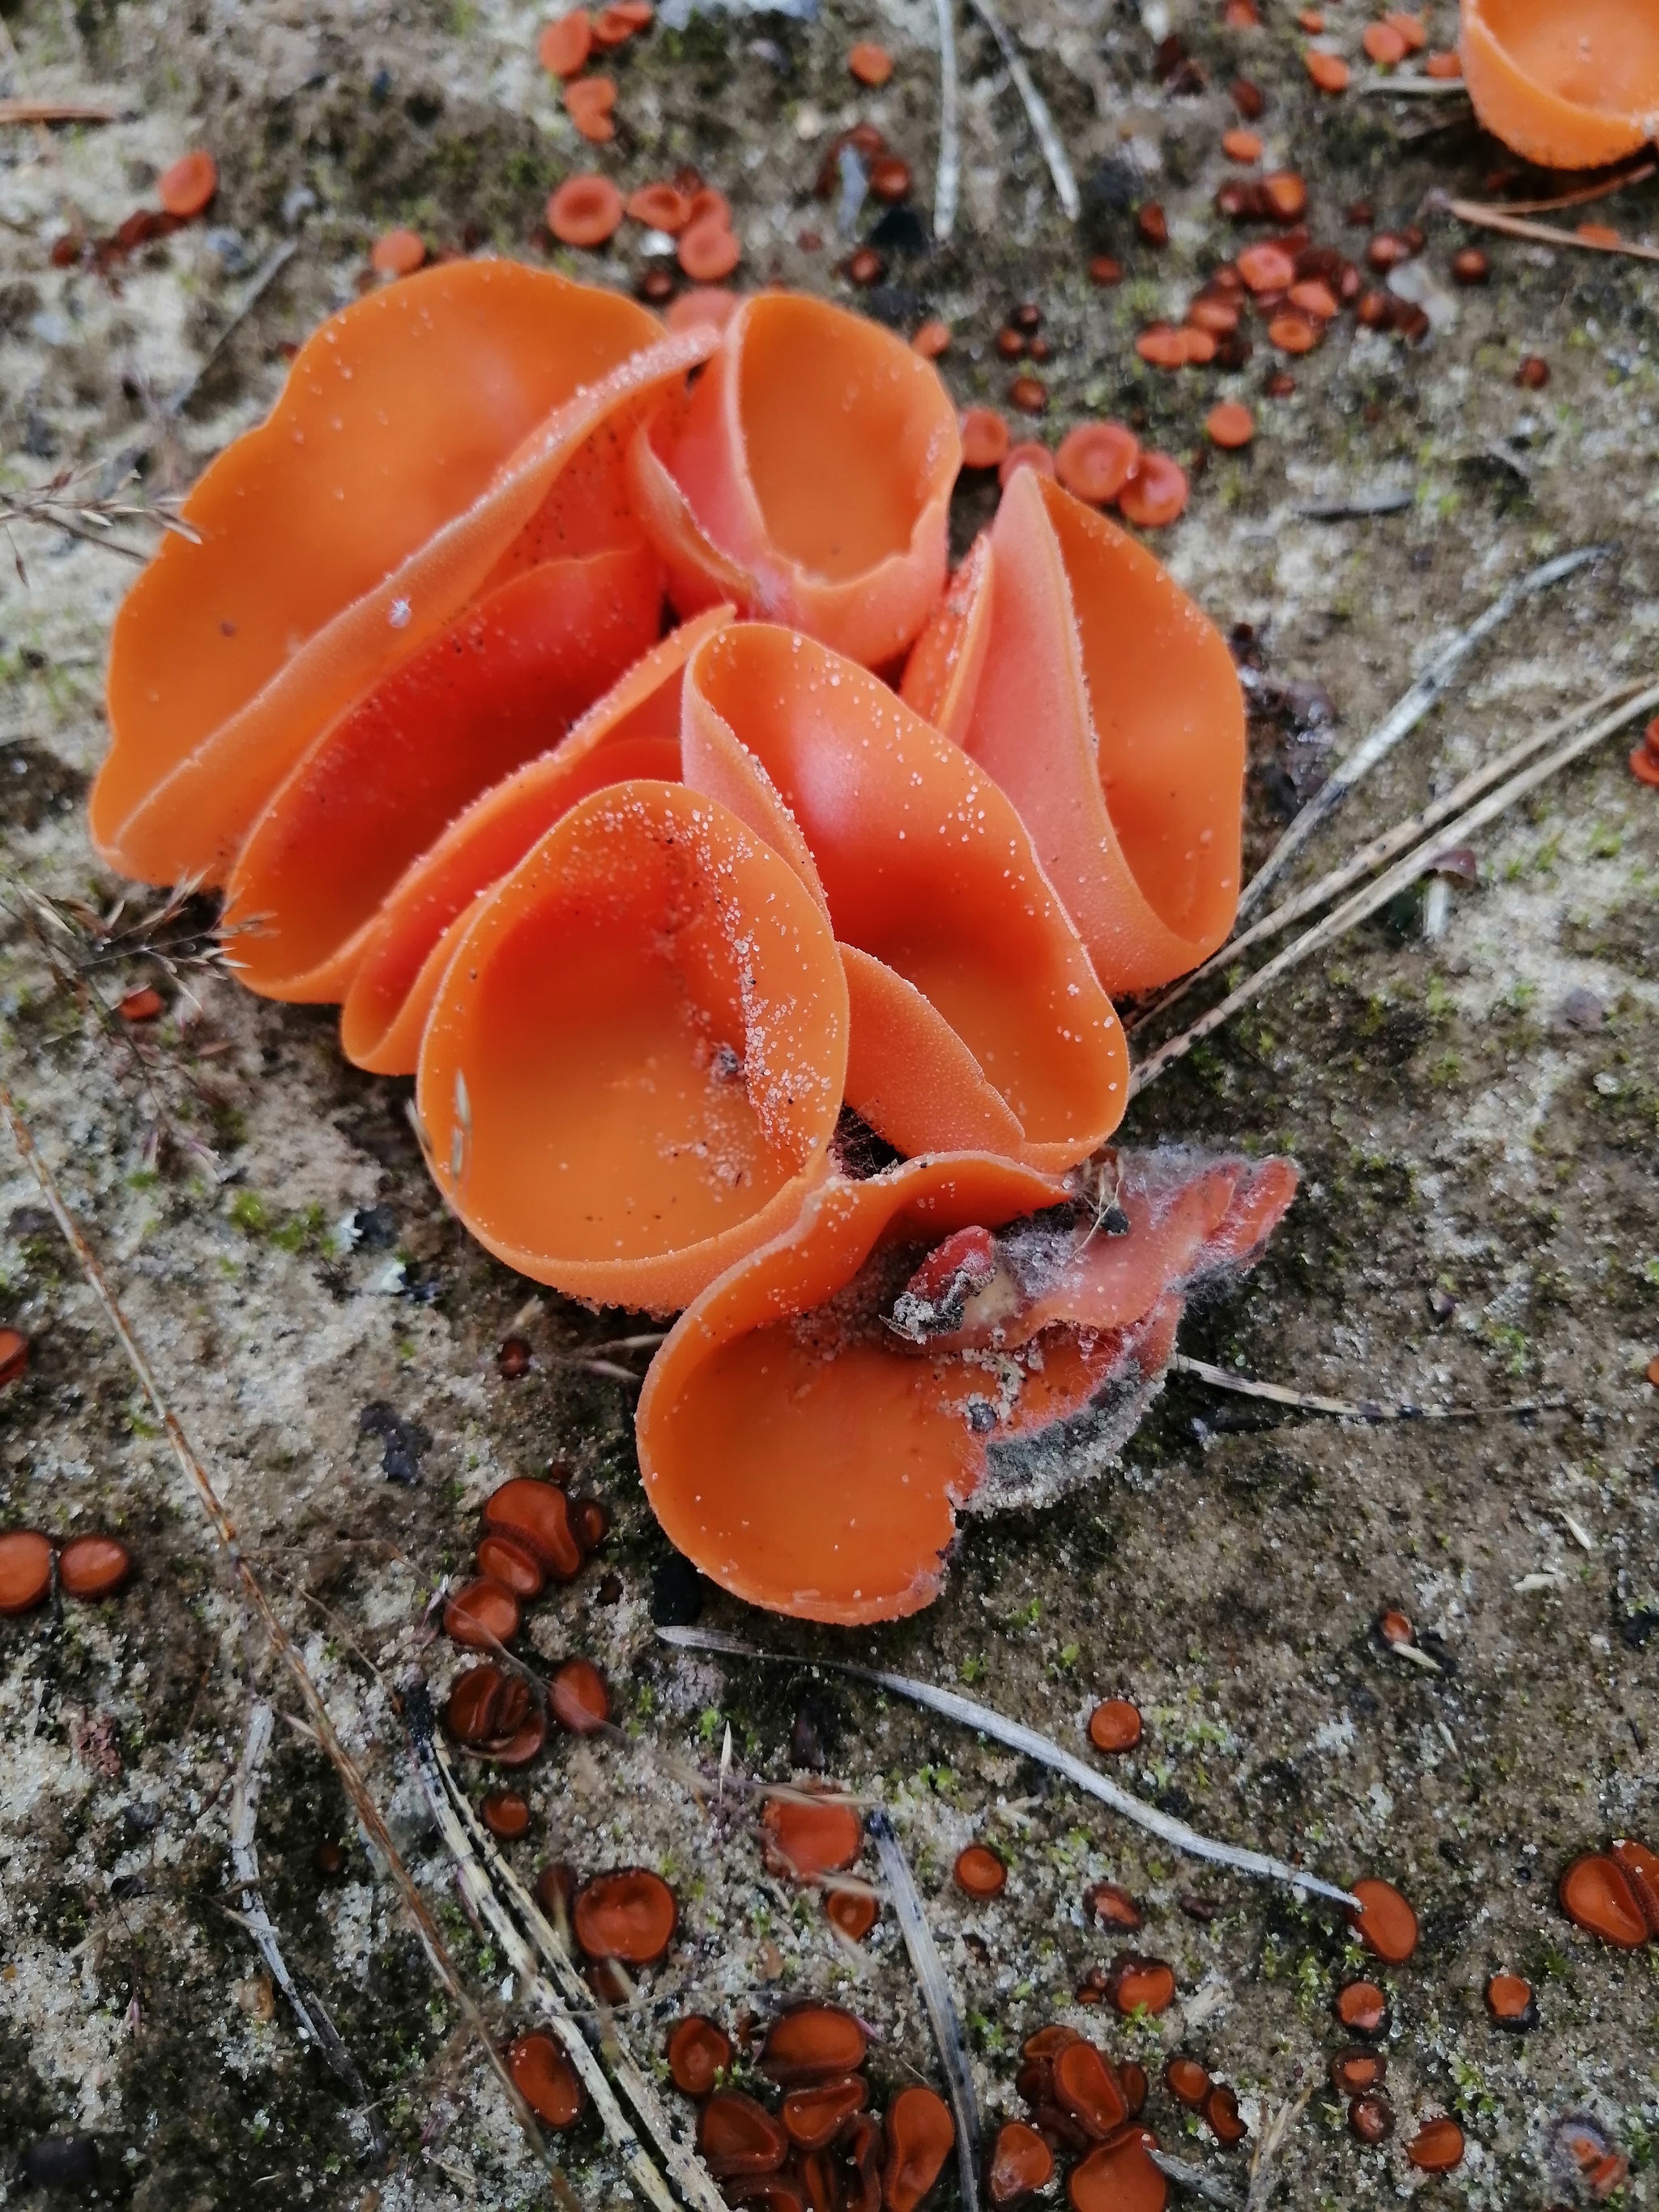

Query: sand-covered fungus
left=680, top=624, right=1128, bottom=1169
left=417, top=781, right=849, bottom=1315
left=57, top=1534, right=131, bottom=1600
left=953, top=1843, right=1007, bottom=1898
left=628, top=292, right=961, bottom=668
left=1335, top=1979, right=1388, bottom=2034
left=761, top=1792, right=864, bottom=1881
left=572, top=1867, right=678, bottom=1964
left=476, top=1532, right=545, bottom=1598
left=507, top=2031, right=587, bottom=2127
left=539, top=9, right=592, bottom=74
left=901, top=468, right=1245, bottom=995
left=1461, top=0, right=1659, bottom=168
left=94, top=266, right=708, bottom=886
left=0, top=1531, right=53, bottom=1616
left=988, top=2121, right=1055, bottom=2206
left=1105, top=1955, right=1177, bottom=2016
left=565, top=75, right=618, bottom=142
left=667, top=2014, right=732, bottom=2097
left=1484, top=1971, right=1536, bottom=2028
left=1164, top=2056, right=1210, bottom=2110
left=781, top=2075, right=868, bottom=2150
left=825, top=1887, right=879, bottom=1941
left=1205, top=2084, right=1247, bottom=2146
left=638, top=1148, right=1295, bottom=1623
left=758, top=2004, right=868, bottom=2083
left=482, top=1788, right=531, bottom=1839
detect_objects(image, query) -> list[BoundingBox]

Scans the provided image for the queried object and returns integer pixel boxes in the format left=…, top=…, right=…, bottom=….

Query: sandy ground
left=1, top=0, right=1657, bottom=2203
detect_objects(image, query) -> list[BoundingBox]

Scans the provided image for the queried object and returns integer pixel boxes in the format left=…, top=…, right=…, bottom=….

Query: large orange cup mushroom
left=1461, top=0, right=1659, bottom=169
left=627, top=292, right=961, bottom=670
left=680, top=624, right=1128, bottom=1170
left=416, top=780, right=849, bottom=1314
left=339, top=606, right=733, bottom=1074
left=637, top=1148, right=1297, bottom=1623
left=95, top=264, right=714, bottom=885
left=902, top=469, right=1245, bottom=995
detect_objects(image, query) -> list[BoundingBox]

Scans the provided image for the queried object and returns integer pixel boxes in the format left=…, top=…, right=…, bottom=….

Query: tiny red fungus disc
left=1405, top=2116, right=1464, bottom=2173
left=1056, top=423, right=1140, bottom=505
left=445, top=1665, right=545, bottom=1766
left=484, top=1479, right=583, bottom=1579
left=536, top=1860, right=577, bottom=1924
left=988, top=2120, right=1054, bottom=2206
left=678, top=216, right=741, bottom=282
left=759, top=2005, right=866, bottom=2084
left=1205, top=2084, right=1247, bottom=2146
left=573, top=1868, right=677, bottom=1964
left=58, top=1534, right=131, bottom=1600
left=0, top=1530, right=53, bottom=1615
left=482, top=1789, right=531, bottom=1839
left=1423, top=47, right=1460, bottom=76
left=1022, top=2024, right=1082, bottom=2062
left=370, top=228, right=425, bottom=277
left=959, top=407, right=1011, bottom=469
left=117, top=986, right=164, bottom=1021
left=1346, top=1877, right=1418, bottom=1963
left=999, top=441, right=1056, bottom=488
left=1053, top=2039, right=1128, bottom=2138
left=1330, top=2048, right=1386, bottom=2095
left=847, top=40, right=893, bottom=84
left=1164, top=2056, right=1210, bottom=2109
left=825, top=1887, right=878, bottom=1941
left=912, top=319, right=951, bottom=358
left=882, top=2085, right=954, bottom=2212
left=476, top=1533, right=545, bottom=1600
left=158, top=149, right=217, bottom=218
left=1205, top=402, right=1255, bottom=450
left=550, top=1656, right=611, bottom=1734
left=1067, top=2129, right=1166, bottom=2212
left=782, top=2075, right=867, bottom=2151
left=1363, top=19, right=1407, bottom=64
left=1108, top=1955, right=1176, bottom=2016
left=445, top=1576, right=521, bottom=1650
left=538, top=9, right=592, bottom=74
left=762, top=1793, right=863, bottom=1880
left=1222, top=127, right=1262, bottom=162
left=1008, top=376, right=1048, bottom=415
left=699, top=2091, right=789, bottom=2176
left=0, top=1329, right=27, bottom=1388
left=548, top=175, right=624, bottom=249
left=667, top=2014, right=732, bottom=2098
left=1237, top=241, right=1296, bottom=292
left=1085, top=1882, right=1142, bottom=1931
left=1335, top=1980, right=1388, bottom=2035
left=564, top=75, right=618, bottom=143
left=1484, top=1971, right=1535, bottom=2028
left=626, top=182, right=691, bottom=232
left=1304, top=49, right=1350, bottom=92
left=508, top=2031, right=586, bottom=2128
left=1118, top=453, right=1188, bottom=528
left=1559, top=1852, right=1648, bottom=1946
left=1610, top=1836, right=1659, bottom=1933
left=1087, top=1698, right=1142, bottom=1754
left=953, top=1843, right=1008, bottom=1899
left=1348, top=2091, right=1392, bottom=2145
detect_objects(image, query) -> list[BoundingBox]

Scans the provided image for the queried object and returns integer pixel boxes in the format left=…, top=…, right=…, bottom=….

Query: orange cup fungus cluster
left=92, top=262, right=1295, bottom=1626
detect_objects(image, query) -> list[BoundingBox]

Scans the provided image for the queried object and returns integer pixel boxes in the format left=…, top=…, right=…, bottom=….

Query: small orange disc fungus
left=1461, top=0, right=1659, bottom=168
left=666, top=287, right=740, bottom=335
left=1107, top=1955, right=1177, bottom=2016
left=1363, top=19, right=1407, bottom=63
left=1304, top=48, right=1351, bottom=91
left=1237, top=241, right=1296, bottom=292
left=58, top=1533, right=131, bottom=1600
left=1610, top=1838, right=1659, bottom=1931
left=1559, top=1851, right=1650, bottom=1946
left=548, top=175, right=625, bottom=248
left=1206, top=401, right=1256, bottom=449
left=484, top=1478, right=584, bottom=1579
left=1164, top=2056, right=1211, bottom=2110
left=902, top=469, right=1240, bottom=993
left=762, top=1792, right=864, bottom=1880
left=1055, top=421, right=1140, bottom=505
left=1205, top=2085, right=1247, bottom=2146
left=444, top=1575, right=522, bottom=1649
left=1086, top=1881, right=1142, bottom=1932
left=627, top=181, right=692, bottom=232
left=1053, top=2039, right=1129, bottom=2137
left=988, top=2122, right=1054, bottom=2206
left=882, top=2086, right=954, bottom=2212
left=912, top=318, right=951, bottom=359
left=1346, top=1877, right=1419, bottom=1963
left=667, top=2014, right=732, bottom=2097
left=508, top=2031, right=587, bottom=2126
left=1221, top=126, right=1263, bottom=160
left=1330, top=2048, right=1386, bottom=2095
left=476, top=1532, right=546, bottom=1598
left=0, top=1530, right=53, bottom=1615
left=960, top=407, right=1012, bottom=470
left=1485, top=1971, right=1536, bottom=2027
left=1405, top=2117, right=1465, bottom=2173
left=417, top=781, right=848, bottom=1315
left=1117, top=451, right=1189, bottom=529
left=1424, top=48, right=1462, bottom=75
left=445, top=1665, right=548, bottom=1765
left=0, top=1329, right=27, bottom=1388
left=848, top=40, right=893, bottom=85
left=565, top=75, right=619, bottom=142
left=117, top=985, right=164, bottom=1021
left=539, top=9, right=592, bottom=75
left=550, top=1656, right=611, bottom=1733
left=573, top=1867, right=678, bottom=1963
left=482, top=1789, right=531, bottom=1838
left=759, top=2005, right=868, bottom=2083
left=1387, top=11, right=1427, bottom=48
left=681, top=623, right=1128, bottom=1170
left=1067, top=2129, right=1166, bottom=2212
left=782, top=2076, right=867, bottom=2150
left=629, top=292, right=960, bottom=669
left=592, top=0, right=651, bottom=45
left=825, top=1887, right=879, bottom=1941
left=1335, top=1979, right=1388, bottom=2034
left=677, top=217, right=742, bottom=282
left=158, top=149, right=218, bottom=218
left=370, top=228, right=426, bottom=278
left=953, top=1843, right=1008, bottom=1899
left=700, top=2091, right=789, bottom=2176
left=1088, top=1697, right=1143, bottom=1753
left=999, top=441, right=1056, bottom=488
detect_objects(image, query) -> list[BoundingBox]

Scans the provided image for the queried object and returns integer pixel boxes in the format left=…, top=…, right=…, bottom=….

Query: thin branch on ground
left=1131, top=682, right=1656, bottom=1093
left=1352, top=75, right=1469, bottom=95
left=166, top=239, right=299, bottom=418
left=658, top=1628, right=1358, bottom=1907
left=1148, top=2148, right=1242, bottom=2209
left=868, top=1812, right=980, bottom=2212
left=932, top=0, right=960, bottom=241
left=964, top=0, right=1079, bottom=219
left=1453, top=158, right=1656, bottom=216
left=230, top=1701, right=388, bottom=2160
left=1446, top=197, right=1659, bottom=262
left=0, top=1085, right=567, bottom=2197
left=0, top=96, right=122, bottom=122
left=1234, top=543, right=1608, bottom=922
left=1296, top=488, right=1414, bottom=518
left=1171, top=1353, right=1570, bottom=1424
left=0, top=462, right=199, bottom=581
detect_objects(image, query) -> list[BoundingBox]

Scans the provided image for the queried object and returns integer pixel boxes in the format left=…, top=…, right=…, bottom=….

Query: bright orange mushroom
left=564, top=74, right=618, bottom=142
left=548, top=174, right=625, bottom=247
left=665, top=287, right=740, bottom=335
left=0, top=1530, right=53, bottom=1615
left=681, top=624, right=1128, bottom=1170
left=157, top=149, right=218, bottom=218
left=94, top=266, right=698, bottom=887
left=901, top=468, right=1242, bottom=994
left=417, top=780, right=849, bottom=1315
left=539, top=8, right=592, bottom=75
left=1461, top=0, right=1659, bottom=167
left=628, top=292, right=961, bottom=669
left=370, top=227, right=427, bottom=277
left=637, top=1148, right=1295, bottom=1622
left=1055, top=421, right=1140, bottom=505
left=676, top=215, right=742, bottom=283
left=626, top=181, right=692, bottom=232
left=761, top=1792, right=864, bottom=1880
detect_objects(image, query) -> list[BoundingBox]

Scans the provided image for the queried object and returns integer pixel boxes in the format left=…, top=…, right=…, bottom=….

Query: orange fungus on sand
left=1346, top=1877, right=1419, bottom=1963
left=158, top=149, right=218, bottom=218
left=548, top=175, right=625, bottom=247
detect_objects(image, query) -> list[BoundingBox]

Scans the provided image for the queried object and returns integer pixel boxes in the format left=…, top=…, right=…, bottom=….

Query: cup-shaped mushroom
left=95, top=262, right=714, bottom=885
left=902, top=469, right=1244, bottom=995
left=1461, top=0, right=1659, bottom=169
left=627, top=292, right=960, bottom=669
left=636, top=1147, right=1296, bottom=1622
left=416, top=780, right=849, bottom=1313
left=339, top=606, right=733, bottom=1075
left=681, top=624, right=1128, bottom=1171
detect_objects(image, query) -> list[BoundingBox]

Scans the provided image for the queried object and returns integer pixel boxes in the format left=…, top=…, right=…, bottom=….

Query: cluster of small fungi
left=0, top=1524, right=131, bottom=1615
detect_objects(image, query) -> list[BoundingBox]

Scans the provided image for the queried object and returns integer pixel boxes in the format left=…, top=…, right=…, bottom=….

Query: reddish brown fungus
left=1484, top=1971, right=1536, bottom=2029
left=538, top=10, right=592, bottom=74
left=881, top=2086, right=954, bottom=2212
left=1559, top=1852, right=1648, bottom=1946
left=1610, top=1837, right=1659, bottom=1933
left=870, top=157, right=912, bottom=202
left=762, top=1793, right=864, bottom=1881
left=847, top=247, right=885, bottom=288
left=497, top=1335, right=531, bottom=1379
left=1516, top=355, right=1550, bottom=389
left=484, top=1478, right=583, bottom=1579
left=535, top=1860, right=577, bottom=1925
left=508, top=2030, right=586, bottom=2128
left=117, top=984, right=164, bottom=1021
left=370, top=228, right=426, bottom=278
left=953, top=1843, right=1008, bottom=1899
left=1120, top=2062, right=1148, bottom=2119
left=476, top=1533, right=545, bottom=1599
left=0, top=1329, right=27, bottom=1389
left=759, top=2005, right=867, bottom=2084
left=678, top=218, right=741, bottom=282
left=1335, top=1980, right=1388, bottom=2035
left=1230, top=76, right=1265, bottom=117
left=1137, top=203, right=1169, bottom=247
left=1222, top=127, right=1263, bottom=162
left=573, top=1867, right=677, bottom=1964
left=0, top=1530, right=53, bottom=1615
left=1088, top=254, right=1124, bottom=285
left=912, top=319, right=951, bottom=359
left=58, top=1533, right=131, bottom=1600
left=445, top=1575, right=522, bottom=1651
left=988, top=2120, right=1053, bottom=2206
left=1009, top=376, right=1048, bottom=414
left=1452, top=247, right=1490, bottom=285
left=1067, top=2130, right=1166, bottom=2212
left=1406, top=2116, right=1464, bottom=2173
left=1348, top=2092, right=1393, bottom=2146
left=1087, top=1698, right=1142, bottom=1754
left=1085, top=1882, right=1143, bottom=1931
left=445, top=1666, right=545, bottom=1767
left=700, top=2091, right=790, bottom=2176
left=1205, top=2084, right=1247, bottom=2146
left=825, top=1888, right=879, bottom=1941
left=1052, top=2039, right=1128, bottom=2139
left=482, top=1789, right=531, bottom=1839
left=1206, top=401, right=1255, bottom=449
left=548, top=175, right=625, bottom=249
left=996, top=327, right=1027, bottom=360
left=1330, top=2048, right=1386, bottom=2095
left=1346, top=1877, right=1418, bottom=1963
left=783, top=2076, right=868, bottom=2151
left=1376, top=1608, right=1414, bottom=1647
left=959, top=407, right=1011, bottom=469
left=549, top=1656, right=611, bottom=1734
left=1164, top=2056, right=1211, bottom=2109
left=1107, top=1955, right=1177, bottom=2017
left=847, top=40, right=893, bottom=85
left=667, top=2014, right=732, bottom=2097
left=158, top=149, right=218, bottom=218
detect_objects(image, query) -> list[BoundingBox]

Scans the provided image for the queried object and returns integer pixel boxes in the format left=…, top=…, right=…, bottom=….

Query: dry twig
left=964, top=0, right=1078, bottom=219
left=166, top=239, right=299, bottom=418
left=0, top=96, right=122, bottom=122
left=1447, top=196, right=1659, bottom=262
left=932, top=0, right=961, bottom=241
left=1245, top=2089, right=1311, bottom=2211
left=1171, top=1353, right=1568, bottom=1424
left=0, top=462, right=199, bottom=579
left=1456, top=158, right=1657, bottom=216
left=1148, top=2148, right=1242, bottom=2209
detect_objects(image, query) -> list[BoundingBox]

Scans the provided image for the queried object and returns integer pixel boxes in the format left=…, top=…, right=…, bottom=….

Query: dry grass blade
left=964, top=0, right=1078, bottom=219
left=1456, top=158, right=1657, bottom=215
left=1126, top=678, right=1651, bottom=1038
left=1246, top=2089, right=1311, bottom=2210
left=1352, top=75, right=1469, bottom=96
left=166, top=240, right=299, bottom=418
left=1171, top=1353, right=1568, bottom=1422
left=1235, top=543, right=1608, bottom=921
left=932, top=0, right=961, bottom=241
left=1147, top=2147, right=1242, bottom=2209
left=868, top=1811, right=980, bottom=2212
left=1132, top=680, right=1655, bottom=1093
left=0, top=96, right=122, bottom=121
left=658, top=1628, right=1357, bottom=1906
left=0, top=1082, right=567, bottom=2196
left=1447, top=197, right=1659, bottom=261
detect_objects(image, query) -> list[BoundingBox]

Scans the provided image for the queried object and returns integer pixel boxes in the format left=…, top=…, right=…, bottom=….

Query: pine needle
left=868, top=1811, right=980, bottom=2212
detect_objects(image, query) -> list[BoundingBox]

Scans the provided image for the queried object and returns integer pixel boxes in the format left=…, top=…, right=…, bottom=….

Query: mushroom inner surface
left=1482, top=0, right=1659, bottom=113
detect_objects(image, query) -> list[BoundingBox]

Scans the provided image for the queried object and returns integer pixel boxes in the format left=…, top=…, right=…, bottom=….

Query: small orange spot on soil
left=0, top=1330, right=26, bottom=1389
left=538, top=9, right=592, bottom=74
left=782, top=2075, right=868, bottom=2150
left=847, top=40, right=893, bottom=85
left=370, top=228, right=426, bottom=277
left=1576, top=221, right=1621, bottom=247
left=1237, top=241, right=1296, bottom=292
left=564, top=74, right=618, bottom=142
left=760, top=2005, right=868, bottom=2084
left=870, top=156, right=912, bottom=200
left=679, top=216, right=741, bottom=281
left=1222, top=127, right=1263, bottom=162
left=1205, top=2084, right=1247, bottom=2145
left=0, top=1530, right=53, bottom=1615
left=574, top=1867, right=677, bottom=1963
left=847, top=245, right=885, bottom=286
left=1516, top=354, right=1550, bottom=389
left=1405, top=2117, right=1465, bottom=2173
left=961, top=407, right=1011, bottom=468
left=1053, top=2039, right=1129, bottom=2138
left=1009, top=375, right=1048, bottom=413
left=883, top=2086, right=955, bottom=2212
left=1559, top=1852, right=1649, bottom=1946
left=825, top=1887, right=879, bottom=1941
left=1334, top=1979, right=1388, bottom=2035
left=1107, top=1955, right=1177, bottom=2016
left=1085, top=1882, right=1143, bottom=1931
left=1265, top=369, right=1297, bottom=398
left=701, top=2091, right=790, bottom=2176
left=1385, top=11, right=1426, bottom=49
left=1299, top=7, right=1324, bottom=26
left=1376, top=1608, right=1414, bottom=1647
left=1636, top=748, right=1659, bottom=789
left=1087, top=1698, right=1143, bottom=1753
left=997, top=326, right=1028, bottom=360
left=476, top=1532, right=544, bottom=1599
left=1067, top=2129, right=1166, bottom=2212
left=1056, top=421, right=1140, bottom=502
left=508, top=2031, right=586, bottom=2127
left=954, top=1843, right=1009, bottom=1898
left=497, top=1336, right=531, bottom=1380
left=550, top=1656, right=611, bottom=1734
left=1304, top=49, right=1351, bottom=92
left=1164, top=2056, right=1211, bottom=2109
left=989, top=2120, right=1055, bottom=2206
left=1363, top=20, right=1407, bottom=65
left=1268, top=313, right=1320, bottom=354
left=1135, top=325, right=1191, bottom=369
left=1348, top=2091, right=1393, bottom=2145
left=666, top=285, right=738, bottom=334
left=1609, top=1839, right=1659, bottom=1932
left=1484, top=1971, right=1537, bottom=2030
left=591, top=0, right=650, bottom=45
left=158, top=149, right=218, bottom=218
left=762, top=1792, right=863, bottom=1881
left=1088, top=254, right=1124, bottom=284
left=569, top=1496, right=611, bottom=1554
left=446, top=1665, right=546, bottom=1766
left=1188, top=296, right=1240, bottom=335
left=1137, top=202, right=1169, bottom=247
left=626, top=181, right=691, bottom=232
left=667, top=2014, right=732, bottom=2097
left=482, top=1788, right=531, bottom=1839
left=484, top=1478, right=582, bottom=1579
left=912, top=318, right=952, bottom=358
left=1118, top=452, right=1188, bottom=527
left=1288, top=278, right=1338, bottom=318
left=1423, top=48, right=1461, bottom=77
left=445, top=1576, right=521, bottom=1650
left=117, top=985, right=164, bottom=1021
left=1205, top=401, right=1256, bottom=449
left=1331, top=2048, right=1387, bottom=2095
left=686, top=186, right=731, bottom=227
left=58, top=1534, right=131, bottom=1600
left=1347, top=1877, right=1419, bottom=1963
left=548, top=173, right=624, bottom=247
left=1263, top=170, right=1307, bottom=219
